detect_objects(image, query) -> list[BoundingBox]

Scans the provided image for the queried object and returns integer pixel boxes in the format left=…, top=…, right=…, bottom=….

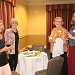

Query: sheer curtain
left=0, top=0, right=16, bottom=30
left=46, top=4, right=73, bottom=48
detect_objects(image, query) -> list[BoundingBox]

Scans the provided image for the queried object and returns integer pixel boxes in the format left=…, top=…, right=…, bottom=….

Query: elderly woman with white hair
left=0, top=20, right=12, bottom=75
left=48, top=17, right=68, bottom=75
left=4, top=18, right=19, bottom=71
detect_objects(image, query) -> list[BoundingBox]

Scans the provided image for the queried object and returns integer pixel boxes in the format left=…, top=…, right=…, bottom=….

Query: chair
left=32, top=43, right=44, bottom=51
left=11, top=71, right=20, bottom=75
left=35, top=56, right=64, bottom=75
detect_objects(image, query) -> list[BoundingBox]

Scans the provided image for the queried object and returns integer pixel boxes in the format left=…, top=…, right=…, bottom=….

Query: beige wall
left=15, top=0, right=28, bottom=50
left=15, top=0, right=28, bottom=36
left=27, top=5, right=46, bottom=46
left=15, top=1, right=46, bottom=50
left=28, top=5, right=46, bottom=34
left=19, top=36, right=28, bottom=50
left=28, top=35, right=46, bottom=46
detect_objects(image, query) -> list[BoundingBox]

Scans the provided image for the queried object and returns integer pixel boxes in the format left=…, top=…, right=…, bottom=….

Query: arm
left=4, top=30, right=9, bottom=45
left=68, top=32, right=75, bottom=39
left=48, top=29, right=56, bottom=43
left=0, top=46, right=11, bottom=54
left=48, top=37, right=55, bottom=43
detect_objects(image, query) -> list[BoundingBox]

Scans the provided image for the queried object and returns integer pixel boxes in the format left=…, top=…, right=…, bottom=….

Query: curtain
left=46, top=4, right=73, bottom=48
left=0, top=0, right=16, bottom=30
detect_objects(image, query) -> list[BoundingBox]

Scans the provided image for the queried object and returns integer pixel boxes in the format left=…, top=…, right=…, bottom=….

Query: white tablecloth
left=16, top=52, right=48, bottom=75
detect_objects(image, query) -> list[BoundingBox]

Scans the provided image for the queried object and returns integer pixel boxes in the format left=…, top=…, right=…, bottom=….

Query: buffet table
left=16, top=51, right=48, bottom=75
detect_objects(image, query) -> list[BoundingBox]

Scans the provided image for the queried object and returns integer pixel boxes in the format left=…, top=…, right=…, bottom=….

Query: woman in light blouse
left=4, top=18, right=19, bottom=71
left=48, top=17, right=68, bottom=75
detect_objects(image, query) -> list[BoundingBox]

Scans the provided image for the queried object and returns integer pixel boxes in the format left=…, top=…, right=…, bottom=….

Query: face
left=11, top=21, right=18, bottom=28
left=0, top=23, right=4, bottom=33
left=54, top=19, right=62, bottom=27
left=73, top=13, right=75, bottom=21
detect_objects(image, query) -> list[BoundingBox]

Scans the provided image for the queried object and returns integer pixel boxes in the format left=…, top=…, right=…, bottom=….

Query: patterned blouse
left=49, top=27, right=68, bottom=53
left=4, top=28, right=19, bottom=54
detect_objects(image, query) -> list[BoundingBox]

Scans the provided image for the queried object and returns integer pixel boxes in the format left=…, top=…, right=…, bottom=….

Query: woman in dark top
left=4, top=18, right=19, bottom=71
left=0, top=20, right=12, bottom=75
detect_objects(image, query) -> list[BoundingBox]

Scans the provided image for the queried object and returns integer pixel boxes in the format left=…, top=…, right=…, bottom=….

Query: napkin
left=52, top=38, right=64, bottom=57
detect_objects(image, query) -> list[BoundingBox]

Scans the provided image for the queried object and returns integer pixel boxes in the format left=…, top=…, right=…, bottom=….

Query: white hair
left=10, top=18, right=18, bottom=27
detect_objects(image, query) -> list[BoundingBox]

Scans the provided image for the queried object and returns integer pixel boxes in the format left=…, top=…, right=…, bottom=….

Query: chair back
left=11, top=71, right=20, bottom=75
left=32, top=43, right=44, bottom=51
left=47, top=56, right=64, bottom=75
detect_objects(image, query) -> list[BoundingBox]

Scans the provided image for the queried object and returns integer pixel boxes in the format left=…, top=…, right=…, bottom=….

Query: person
left=4, top=18, right=19, bottom=71
left=68, top=11, right=75, bottom=75
left=48, top=17, right=68, bottom=75
left=0, top=20, right=12, bottom=75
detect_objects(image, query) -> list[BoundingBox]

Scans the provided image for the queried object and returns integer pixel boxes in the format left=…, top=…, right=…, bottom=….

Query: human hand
left=5, top=46, right=12, bottom=52
left=0, top=46, right=12, bottom=53
left=48, top=37, right=55, bottom=43
left=67, top=32, right=73, bottom=39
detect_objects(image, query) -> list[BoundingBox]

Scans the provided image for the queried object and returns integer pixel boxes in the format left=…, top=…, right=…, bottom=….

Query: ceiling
left=17, top=0, right=75, bottom=5
left=27, top=0, right=75, bottom=1
left=27, top=0, right=49, bottom=1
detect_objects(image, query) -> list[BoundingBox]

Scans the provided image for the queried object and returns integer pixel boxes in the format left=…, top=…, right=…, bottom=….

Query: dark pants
left=60, top=52, right=68, bottom=75
left=8, top=53, right=18, bottom=71
left=50, top=52, right=52, bottom=59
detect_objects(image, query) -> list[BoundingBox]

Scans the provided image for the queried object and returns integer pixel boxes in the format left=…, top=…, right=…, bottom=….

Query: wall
left=15, top=1, right=46, bottom=50
left=27, top=5, right=46, bottom=46
left=15, top=0, right=28, bottom=50
left=15, top=0, right=28, bottom=36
